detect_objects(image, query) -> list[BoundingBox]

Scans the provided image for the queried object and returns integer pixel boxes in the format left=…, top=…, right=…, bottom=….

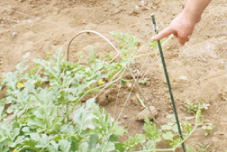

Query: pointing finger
left=151, top=27, right=173, bottom=41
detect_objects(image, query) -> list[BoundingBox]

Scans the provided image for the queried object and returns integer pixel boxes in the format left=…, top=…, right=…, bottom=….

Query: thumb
left=151, top=27, right=173, bottom=41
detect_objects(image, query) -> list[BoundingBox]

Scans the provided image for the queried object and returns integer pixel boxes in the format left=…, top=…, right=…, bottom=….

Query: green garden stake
left=151, top=14, right=186, bottom=152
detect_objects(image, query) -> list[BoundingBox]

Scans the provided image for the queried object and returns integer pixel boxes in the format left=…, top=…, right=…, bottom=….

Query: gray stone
left=136, top=106, right=158, bottom=121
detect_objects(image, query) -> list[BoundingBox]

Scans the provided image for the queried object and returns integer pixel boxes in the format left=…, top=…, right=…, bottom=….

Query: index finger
left=151, top=27, right=173, bottom=41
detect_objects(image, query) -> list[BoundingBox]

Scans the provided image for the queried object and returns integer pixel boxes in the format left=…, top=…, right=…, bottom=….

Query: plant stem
left=174, top=124, right=199, bottom=151
left=134, top=148, right=174, bottom=152
left=57, top=106, right=59, bottom=117
left=66, top=103, right=69, bottom=123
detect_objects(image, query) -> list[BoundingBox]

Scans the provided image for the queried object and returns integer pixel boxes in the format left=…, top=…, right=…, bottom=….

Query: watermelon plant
left=0, top=32, right=212, bottom=151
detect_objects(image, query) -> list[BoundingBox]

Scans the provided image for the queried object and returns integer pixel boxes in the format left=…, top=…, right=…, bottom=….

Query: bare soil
left=0, top=0, right=227, bottom=151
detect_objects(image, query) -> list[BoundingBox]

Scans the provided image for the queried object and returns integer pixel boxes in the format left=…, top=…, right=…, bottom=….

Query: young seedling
left=196, top=142, right=214, bottom=152
left=201, top=124, right=215, bottom=136
left=187, top=143, right=214, bottom=152
left=138, top=78, right=149, bottom=85
left=185, top=100, right=210, bottom=115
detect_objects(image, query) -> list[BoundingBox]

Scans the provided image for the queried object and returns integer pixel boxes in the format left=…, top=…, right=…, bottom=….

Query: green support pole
left=151, top=14, right=186, bottom=152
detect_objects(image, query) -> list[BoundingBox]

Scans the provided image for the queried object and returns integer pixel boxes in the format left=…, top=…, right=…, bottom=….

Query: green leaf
left=144, top=116, right=150, bottom=125
left=86, top=98, right=96, bottom=107
left=162, top=132, right=173, bottom=141
left=185, top=122, right=191, bottom=134
left=52, top=117, right=63, bottom=126
left=172, top=124, right=179, bottom=133
left=9, top=135, right=25, bottom=147
left=78, top=142, right=89, bottom=152
left=109, top=135, right=119, bottom=142
left=196, top=110, right=201, bottom=124
left=0, top=106, right=6, bottom=120
left=10, top=128, right=20, bottom=141
left=34, top=107, right=46, bottom=119
left=144, top=140, right=154, bottom=150
left=27, top=117, right=46, bottom=131
left=92, top=118, right=101, bottom=127
left=89, top=134, right=98, bottom=149
left=0, top=143, right=9, bottom=152
left=161, top=125, right=172, bottom=130
left=115, top=143, right=126, bottom=152
left=59, top=140, right=71, bottom=152
left=105, top=114, right=111, bottom=125
left=100, top=142, right=115, bottom=152
left=138, top=78, right=148, bottom=85
left=30, top=133, right=40, bottom=141
left=113, top=125, right=126, bottom=136
left=121, top=80, right=126, bottom=85
left=36, top=134, right=49, bottom=148
left=18, top=139, right=38, bottom=151
left=187, top=145, right=196, bottom=152
left=133, top=134, right=146, bottom=144
left=138, top=98, right=146, bottom=107
left=50, top=140, right=59, bottom=151
left=143, top=116, right=161, bottom=142
left=170, top=138, right=181, bottom=148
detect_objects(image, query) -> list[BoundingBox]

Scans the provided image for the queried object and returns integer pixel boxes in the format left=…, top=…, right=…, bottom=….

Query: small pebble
left=82, top=19, right=87, bottom=24
left=133, top=5, right=141, bottom=14
left=126, top=82, right=136, bottom=92
left=168, top=105, right=172, bottom=110
left=169, top=110, right=173, bottom=114
left=53, top=41, right=59, bottom=45
left=123, top=115, right=128, bottom=119
left=12, top=32, right=17, bottom=37
left=156, top=108, right=161, bottom=111
left=218, top=132, right=224, bottom=135
left=104, top=8, right=108, bottom=12
left=180, top=106, right=184, bottom=111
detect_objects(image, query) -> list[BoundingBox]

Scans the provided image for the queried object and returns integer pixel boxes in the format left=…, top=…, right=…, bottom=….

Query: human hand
left=151, top=12, right=201, bottom=45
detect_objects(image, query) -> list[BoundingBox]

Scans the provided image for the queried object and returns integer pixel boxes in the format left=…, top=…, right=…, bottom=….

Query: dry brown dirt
left=0, top=0, right=227, bottom=151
